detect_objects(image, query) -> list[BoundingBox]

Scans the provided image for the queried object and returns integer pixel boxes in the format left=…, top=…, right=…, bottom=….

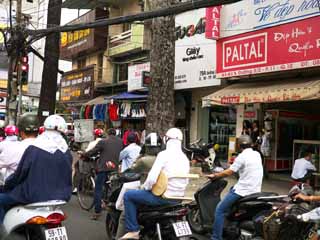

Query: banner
left=216, top=16, right=320, bottom=78
left=175, top=8, right=221, bottom=90
left=128, top=62, right=150, bottom=92
left=220, top=0, right=320, bottom=38
left=205, top=6, right=221, bottom=39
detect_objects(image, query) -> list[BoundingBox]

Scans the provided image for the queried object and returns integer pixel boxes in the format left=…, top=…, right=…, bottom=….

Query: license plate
left=172, top=221, right=192, bottom=237
left=45, top=226, right=68, bottom=240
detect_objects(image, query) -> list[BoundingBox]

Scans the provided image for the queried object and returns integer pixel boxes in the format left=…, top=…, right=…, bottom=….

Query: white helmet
left=44, top=115, right=67, bottom=134
left=165, top=128, right=183, bottom=142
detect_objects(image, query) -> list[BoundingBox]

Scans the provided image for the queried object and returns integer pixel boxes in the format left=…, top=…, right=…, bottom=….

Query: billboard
left=128, top=62, right=150, bottom=92
left=220, top=0, right=320, bottom=38
left=175, top=8, right=221, bottom=90
left=216, top=16, right=320, bottom=78
left=60, top=66, right=94, bottom=102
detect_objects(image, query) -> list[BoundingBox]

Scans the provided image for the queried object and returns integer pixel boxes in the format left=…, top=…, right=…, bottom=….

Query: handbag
left=151, top=171, right=168, bottom=196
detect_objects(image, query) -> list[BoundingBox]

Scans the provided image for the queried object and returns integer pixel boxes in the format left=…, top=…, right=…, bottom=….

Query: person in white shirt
left=0, top=114, right=39, bottom=182
left=119, top=132, right=141, bottom=172
left=86, top=128, right=104, bottom=152
left=207, top=135, right=263, bottom=240
left=291, top=150, right=316, bottom=182
left=120, top=128, right=190, bottom=240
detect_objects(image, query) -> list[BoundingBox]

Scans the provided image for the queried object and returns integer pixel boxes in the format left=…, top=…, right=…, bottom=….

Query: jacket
left=84, top=135, right=123, bottom=172
left=5, top=146, right=73, bottom=204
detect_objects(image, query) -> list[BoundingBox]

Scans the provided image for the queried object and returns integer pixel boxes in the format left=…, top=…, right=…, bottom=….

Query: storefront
left=203, top=77, right=320, bottom=171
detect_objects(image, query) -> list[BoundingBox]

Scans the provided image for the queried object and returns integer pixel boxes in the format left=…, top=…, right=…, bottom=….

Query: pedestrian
left=207, top=135, right=263, bottom=240
left=120, top=128, right=190, bottom=240
left=82, top=128, right=123, bottom=220
left=291, top=149, right=316, bottom=183
left=119, top=132, right=141, bottom=172
left=1, top=114, right=73, bottom=223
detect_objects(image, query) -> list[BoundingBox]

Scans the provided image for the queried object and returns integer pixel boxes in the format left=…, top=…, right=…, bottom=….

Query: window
left=97, top=54, right=103, bottom=81
left=77, top=58, right=86, bottom=69
left=115, top=63, right=129, bottom=82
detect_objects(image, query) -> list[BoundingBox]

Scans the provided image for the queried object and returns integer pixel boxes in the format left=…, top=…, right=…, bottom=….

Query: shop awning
left=84, top=95, right=110, bottom=105
left=108, top=92, right=148, bottom=100
left=202, top=79, right=320, bottom=106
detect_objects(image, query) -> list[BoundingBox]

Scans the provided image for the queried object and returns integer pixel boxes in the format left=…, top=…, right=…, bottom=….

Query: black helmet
left=238, top=135, right=252, bottom=148
left=18, top=113, right=40, bottom=133
left=142, top=133, right=163, bottom=156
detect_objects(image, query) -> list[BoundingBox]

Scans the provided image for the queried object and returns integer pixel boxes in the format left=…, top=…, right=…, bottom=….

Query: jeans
left=124, top=190, right=177, bottom=232
left=94, top=171, right=108, bottom=214
left=0, top=193, right=20, bottom=223
left=211, top=189, right=241, bottom=240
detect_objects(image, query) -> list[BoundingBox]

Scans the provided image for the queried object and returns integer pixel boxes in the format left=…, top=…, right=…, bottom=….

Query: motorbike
left=105, top=172, right=192, bottom=240
left=183, top=139, right=219, bottom=173
left=2, top=200, right=68, bottom=240
left=187, top=178, right=283, bottom=240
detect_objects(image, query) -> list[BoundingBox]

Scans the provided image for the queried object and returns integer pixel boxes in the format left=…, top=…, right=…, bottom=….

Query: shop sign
left=175, top=8, right=221, bottom=90
left=128, top=62, right=150, bottom=92
left=60, top=9, right=108, bottom=59
left=217, top=16, right=320, bottom=78
left=205, top=6, right=222, bottom=39
left=220, top=0, right=320, bottom=38
left=0, top=91, right=6, bottom=109
left=244, top=111, right=256, bottom=118
left=60, top=66, right=94, bottom=102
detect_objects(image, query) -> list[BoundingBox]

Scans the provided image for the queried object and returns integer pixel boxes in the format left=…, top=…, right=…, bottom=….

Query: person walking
left=82, top=128, right=123, bottom=220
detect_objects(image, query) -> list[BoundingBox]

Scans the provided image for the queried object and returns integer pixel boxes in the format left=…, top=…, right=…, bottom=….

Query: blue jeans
left=94, top=171, right=108, bottom=214
left=0, top=193, right=20, bottom=223
left=211, top=189, right=241, bottom=240
left=124, top=190, right=177, bottom=232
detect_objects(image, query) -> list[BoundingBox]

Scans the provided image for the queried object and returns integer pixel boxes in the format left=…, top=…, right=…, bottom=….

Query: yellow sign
left=60, top=29, right=91, bottom=47
left=0, top=80, right=7, bottom=89
left=0, top=23, right=6, bottom=44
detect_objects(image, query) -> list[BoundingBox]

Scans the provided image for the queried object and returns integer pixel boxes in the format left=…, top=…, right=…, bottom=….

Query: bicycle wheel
left=77, top=173, right=95, bottom=211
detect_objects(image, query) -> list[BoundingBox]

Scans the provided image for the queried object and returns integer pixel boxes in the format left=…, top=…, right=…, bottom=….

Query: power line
left=28, top=0, right=241, bottom=35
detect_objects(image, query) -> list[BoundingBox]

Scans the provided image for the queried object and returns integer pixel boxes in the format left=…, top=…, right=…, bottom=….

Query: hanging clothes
left=109, top=103, right=119, bottom=121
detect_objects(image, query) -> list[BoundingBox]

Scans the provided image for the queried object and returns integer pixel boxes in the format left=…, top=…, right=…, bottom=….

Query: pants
left=0, top=193, right=20, bottom=223
left=94, top=171, right=108, bottom=214
left=211, top=189, right=241, bottom=240
left=124, top=190, right=177, bottom=232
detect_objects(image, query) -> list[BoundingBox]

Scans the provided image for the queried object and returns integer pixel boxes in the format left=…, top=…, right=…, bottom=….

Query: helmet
left=18, top=113, right=40, bottom=133
left=127, top=132, right=137, bottom=144
left=4, top=125, right=19, bottom=136
left=44, top=115, right=67, bottom=134
left=238, top=135, right=252, bottom=147
left=214, top=144, right=220, bottom=152
left=165, top=128, right=183, bottom=142
left=39, top=126, right=45, bottom=135
left=94, top=128, right=104, bottom=137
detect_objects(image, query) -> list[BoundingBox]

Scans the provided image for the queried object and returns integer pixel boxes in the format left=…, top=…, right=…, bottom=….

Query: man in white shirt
left=120, top=128, right=190, bottom=240
left=207, top=135, right=263, bottom=240
left=0, top=114, right=39, bottom=182
left=291, top=150, right=316, bottom=182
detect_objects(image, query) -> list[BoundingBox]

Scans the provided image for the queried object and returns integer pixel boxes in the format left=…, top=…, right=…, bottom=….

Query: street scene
left=0, top=0, right=320, bottom=239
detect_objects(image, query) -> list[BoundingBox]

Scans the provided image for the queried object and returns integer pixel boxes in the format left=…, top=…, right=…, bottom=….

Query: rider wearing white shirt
left=207, top=135, right=263, bottom=240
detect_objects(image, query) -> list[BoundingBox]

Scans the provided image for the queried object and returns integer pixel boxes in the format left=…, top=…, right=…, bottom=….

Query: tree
left=37, top=0, right=62, bottom=122
left=146, top=0, right=178, bottom=135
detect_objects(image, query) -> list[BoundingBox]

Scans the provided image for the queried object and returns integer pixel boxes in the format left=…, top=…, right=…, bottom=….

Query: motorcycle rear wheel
left=105, top=213, right=117, bottom=240
left=187, top=208, right=206, bottom=234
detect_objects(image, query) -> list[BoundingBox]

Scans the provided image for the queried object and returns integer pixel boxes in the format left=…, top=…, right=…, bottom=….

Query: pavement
left=63, top=169, right=292, bottom=240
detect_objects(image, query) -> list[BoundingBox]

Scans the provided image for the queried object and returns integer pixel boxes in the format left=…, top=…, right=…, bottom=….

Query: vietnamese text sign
left=60, top=66, right=94, bottom=102
left=175, top=8, right=221, bottom=90
left=217, top=16, right=320, bottom=78
left=128, top=62, right=150, bottom=92
left=220, top=0, right=320, bottom=38
left=74, top=119, right=94, bottom=143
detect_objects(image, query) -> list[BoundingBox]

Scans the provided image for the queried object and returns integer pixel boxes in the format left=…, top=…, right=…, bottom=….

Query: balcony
left=108, top=23, right=149, bottom=57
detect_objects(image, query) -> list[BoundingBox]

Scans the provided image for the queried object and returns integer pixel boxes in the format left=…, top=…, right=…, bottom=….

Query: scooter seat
left=25, top=200, right=67, bottom=208
left=238, top=192, right=278, bottom=203
left=139, top=203, right=183, bottom=212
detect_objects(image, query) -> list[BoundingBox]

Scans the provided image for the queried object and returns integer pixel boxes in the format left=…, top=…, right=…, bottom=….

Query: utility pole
left=16, top=0, right=23, bottom=122
left=145, top=0, right=178, bottom=135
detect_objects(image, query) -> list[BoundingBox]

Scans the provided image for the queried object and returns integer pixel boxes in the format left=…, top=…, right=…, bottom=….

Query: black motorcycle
left=105, top=173, right=192, bottom=240
left=187, top=179, right=281, bottom=240
left=183, top=139, right=219, bottom=173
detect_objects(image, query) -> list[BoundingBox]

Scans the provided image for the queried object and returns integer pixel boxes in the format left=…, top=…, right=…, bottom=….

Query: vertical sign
left=206, top=6, right=222, bottom=39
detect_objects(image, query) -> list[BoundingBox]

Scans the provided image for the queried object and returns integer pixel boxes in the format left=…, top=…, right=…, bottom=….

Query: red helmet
left=4, top=125, right=19, bottom=136
left=94, top=128, right=104, bottom=137
left=39, top=126, right=45, bottom=135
